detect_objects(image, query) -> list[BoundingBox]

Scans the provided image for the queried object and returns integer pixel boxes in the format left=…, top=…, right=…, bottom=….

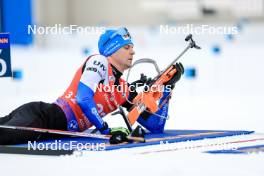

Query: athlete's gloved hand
left=99, top=122, right=130, bottom=144
left=109, top=127, right=130, bottom=144
left=164, top=62, right=184, bottom=89
left=130, top=74, right=151, bottom=91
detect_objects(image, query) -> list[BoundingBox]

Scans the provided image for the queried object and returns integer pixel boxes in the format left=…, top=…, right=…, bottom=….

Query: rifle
left=127, top=34, right=201, bottom=125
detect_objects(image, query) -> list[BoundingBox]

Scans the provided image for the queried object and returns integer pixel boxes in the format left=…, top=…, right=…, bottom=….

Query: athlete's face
left=110, top=44, right=135, bottom=72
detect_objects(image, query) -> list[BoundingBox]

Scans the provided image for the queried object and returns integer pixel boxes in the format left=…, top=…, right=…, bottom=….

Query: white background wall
left=32, top=0, right=264, bottom=26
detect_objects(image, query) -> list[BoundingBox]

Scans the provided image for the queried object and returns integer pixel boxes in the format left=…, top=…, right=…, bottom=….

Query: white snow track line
left=132, top=134, right=264, bottom=155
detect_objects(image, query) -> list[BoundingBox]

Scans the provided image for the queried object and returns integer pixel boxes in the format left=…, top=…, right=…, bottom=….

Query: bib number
left=0, top=58, right=7, bottom=76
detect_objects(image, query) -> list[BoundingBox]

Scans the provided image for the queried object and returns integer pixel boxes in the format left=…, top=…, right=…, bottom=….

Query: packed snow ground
left=1, top=133, right=263, bottom=176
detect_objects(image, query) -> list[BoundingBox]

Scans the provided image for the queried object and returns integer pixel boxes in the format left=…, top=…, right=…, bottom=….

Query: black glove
left=129, top=74, right=150, bottom=91
left=123, top=74, right=152, bottom=110
left=109, top=127, right=130, bottom=144
left=164, top=62, right=184, bottom=89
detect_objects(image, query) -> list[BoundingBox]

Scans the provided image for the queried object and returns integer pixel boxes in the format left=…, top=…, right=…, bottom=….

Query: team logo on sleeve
left=86, top=67, right=97, bottom=72
left=86, top=67, right=103, bottom=78
left=96, top=103, right=106, bottom=117
left=93, top=60, right=106, bottom=71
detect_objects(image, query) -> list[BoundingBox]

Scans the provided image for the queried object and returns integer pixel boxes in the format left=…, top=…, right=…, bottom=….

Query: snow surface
left=1, top=134, right=264, bottom=176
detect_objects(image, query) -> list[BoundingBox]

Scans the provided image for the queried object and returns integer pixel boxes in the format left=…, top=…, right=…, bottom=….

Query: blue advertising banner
left=0, top=33, right=12, bottom=77
left=1, top=0, right=33, bottom=45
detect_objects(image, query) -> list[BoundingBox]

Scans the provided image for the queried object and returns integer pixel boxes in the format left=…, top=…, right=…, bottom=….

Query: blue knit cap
left=98, top=27, right=133, bottom=57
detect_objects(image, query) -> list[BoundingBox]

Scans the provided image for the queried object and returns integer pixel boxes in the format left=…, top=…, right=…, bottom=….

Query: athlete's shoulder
left=82, top=54, right=108, bottom=80
left=86, top=54, right=108, bottom=67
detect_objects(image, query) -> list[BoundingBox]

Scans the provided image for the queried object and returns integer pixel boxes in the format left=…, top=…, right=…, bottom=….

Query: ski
left=0, top=125, right=145, bottom=142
